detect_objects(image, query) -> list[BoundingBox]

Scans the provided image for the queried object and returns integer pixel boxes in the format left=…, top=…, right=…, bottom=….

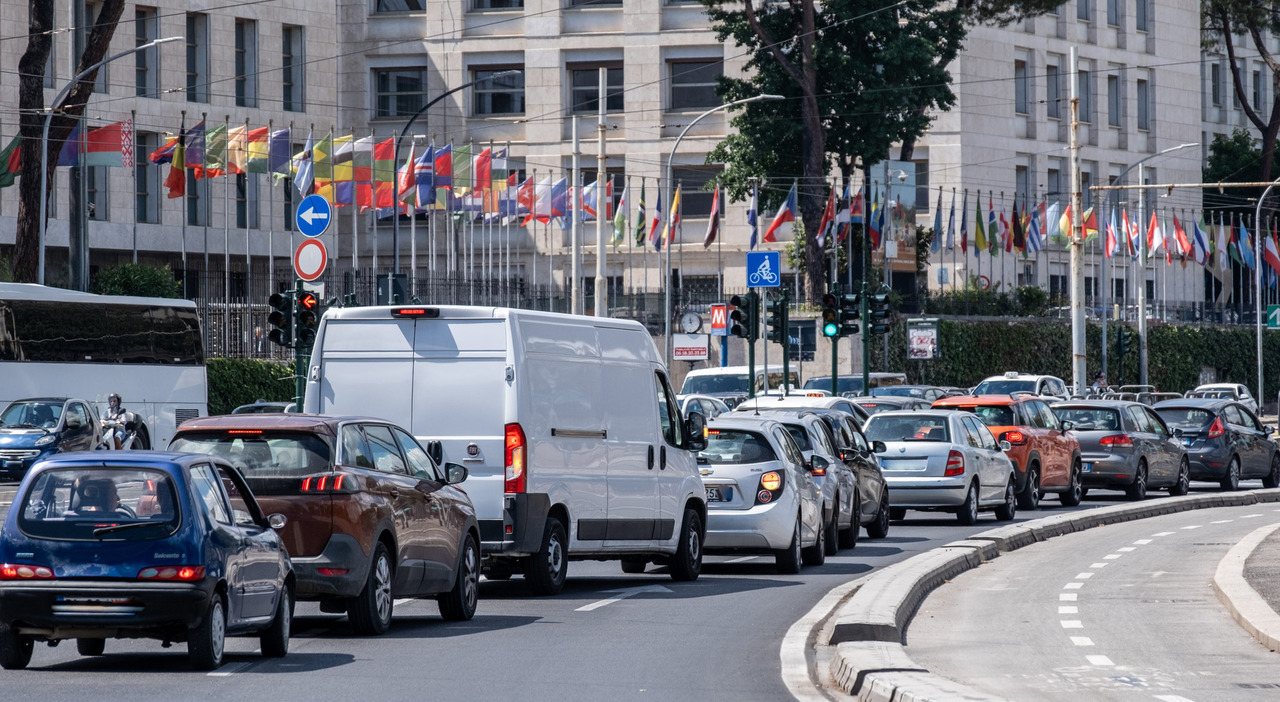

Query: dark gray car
left=1152, top=399, right=1280, bottom=491
left=1052, top=400, right=1189, bottom=500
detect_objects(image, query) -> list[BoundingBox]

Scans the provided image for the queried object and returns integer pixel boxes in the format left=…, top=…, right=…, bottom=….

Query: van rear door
left=312, top=319, right=416, bottom=422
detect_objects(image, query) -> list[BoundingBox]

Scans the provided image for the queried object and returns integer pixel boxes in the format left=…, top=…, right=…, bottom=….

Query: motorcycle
left=101, top=412, right=145, bottom=450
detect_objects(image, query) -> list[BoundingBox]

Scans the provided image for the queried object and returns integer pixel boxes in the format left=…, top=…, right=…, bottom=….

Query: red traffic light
left=298, top=293, right=318, bottom=310
left=822, top=293, right=837, bottom=308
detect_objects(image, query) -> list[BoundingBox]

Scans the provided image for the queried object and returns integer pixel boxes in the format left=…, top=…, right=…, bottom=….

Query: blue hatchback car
left=0, top=452, right=294, bottom=670
left=0, top=399, right=104, bottom=480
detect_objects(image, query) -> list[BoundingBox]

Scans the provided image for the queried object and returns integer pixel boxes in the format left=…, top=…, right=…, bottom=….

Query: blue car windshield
left=1, top=401, right=62, bottom=429
left=18, top=468, right=180, bottom=541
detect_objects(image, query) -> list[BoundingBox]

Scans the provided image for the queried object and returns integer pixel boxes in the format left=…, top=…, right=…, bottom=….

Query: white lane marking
left=1134, top=539, right=1153, bottom=545
left=1154, top=696, right=1199, bottom=702
left=1153, top=531, right=1175, bottom=536
left=208, top=662, right=253, bottom=677
left=1059, top=606, right=1079, bottom=614
left=1060, top=620, right=1084, bottom=629
left=575, top=584, right=673, bottom=612
left=724, top=556, right=757, bottom=564
left=1076, top=572, right=1095, bottom=579
left=1086, top=654, right=1115, bottom=666
left=1180, top=525, right=1202, bottom=530
left=1060, top=593, right=1078, bottom=601
left=1241, top=513, right=1263, bottom=519
left=1104, top=554, right=1123, bottom=560
left=1151, top=571, right=1167, bottom=578
left=1091, top=562, right=1109, bottom=568
left=1064, top=582, right=1084, bottom=590
left=1211, top=519, right=1234, bottom=524
left=1117, top=546, right=1136, bottom=552
left=1070, top=636, right=1094, bottom=646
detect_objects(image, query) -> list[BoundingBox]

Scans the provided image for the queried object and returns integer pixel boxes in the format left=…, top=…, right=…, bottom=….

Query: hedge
left=206, top=358, right=295, bottom=416
left=868, top=318, right=1280, bottom=399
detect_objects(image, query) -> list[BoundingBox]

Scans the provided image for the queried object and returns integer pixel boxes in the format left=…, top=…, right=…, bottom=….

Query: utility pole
left=1069, top=47, right=1086, bottom=395
left=69, top=3, right=88, bottom=291
left=571, top=116, right=582, bottom=315
left=594, top=68, right=608, bottom=318
left=1137, top=163, right=1148, bottom=385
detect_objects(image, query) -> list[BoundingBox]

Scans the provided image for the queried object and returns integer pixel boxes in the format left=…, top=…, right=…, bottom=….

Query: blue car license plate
left=1082, top=462, right=1093, bottom=473
left=706, top=487, right=730, bottom=502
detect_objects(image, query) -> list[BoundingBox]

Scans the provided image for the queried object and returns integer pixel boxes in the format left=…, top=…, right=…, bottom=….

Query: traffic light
left=729, top=292, right=759, bottom=341
left=821, top=293, right=840, bottom=338
left=838, top=294, right=860, bottom=336
left=764, top=291, right=789, bottom=345
left=296, top=292, right=320, bottom=350
left=867, top=285, right=892, bottom=335
left=1117, top=326, right=1133, bottom=356
left=267, top=292, right=294, bottom=347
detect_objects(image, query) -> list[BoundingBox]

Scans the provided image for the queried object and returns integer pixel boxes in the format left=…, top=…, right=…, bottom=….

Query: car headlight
left=34, top=434, right=55, bottom=447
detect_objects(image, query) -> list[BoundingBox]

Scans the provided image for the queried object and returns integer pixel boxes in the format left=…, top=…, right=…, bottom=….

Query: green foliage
left=206, top=358, right=294, bottom=416
left=90, top=263, right=182, bottom=299
left=0, top=257, right=11, bottom=282
left=1203, top=128, right=1263, bottom=219
left=922, top=281, right=1054, bottom=316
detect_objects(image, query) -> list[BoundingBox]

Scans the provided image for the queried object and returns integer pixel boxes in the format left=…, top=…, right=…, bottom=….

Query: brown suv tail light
left=1000, top=430, right=1027, bottom=446
left=300, top=473, right=359, bottom=493
left=505, top=423, right=527, bottom=493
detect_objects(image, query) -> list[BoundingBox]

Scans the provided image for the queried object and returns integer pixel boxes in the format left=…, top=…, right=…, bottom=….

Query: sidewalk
left=1243, top=528, right=1280, bottom=618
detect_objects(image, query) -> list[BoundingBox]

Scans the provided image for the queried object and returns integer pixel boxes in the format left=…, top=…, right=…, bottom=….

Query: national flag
left=1122, top=208, right=1137, bottom=258
left=869, top=189, right=882, bottom=250
left=659, top=184, right=681, bottom=249
left=649, top=187, right=664, bottom=250
left=1011, top=199, right=1025, bottom=252
left=453, top=144, right=472, bottom=194
left=412, top=143, right=435, bottom=209
left=312, top=132, right=334, bottom=186
left=581, top=178, right=613, bottom=220
left=292, top=130, right=315, bottom=196
left=1081, top=207, right=1098, bottom=242
left=183, top=121, right=206, bottom=173
left=325, top=135, right=355, bottom=206
left=703, top=186, right=721, bottom=249
left=764, top=182, right=797, bottom=243
left=1172, top=213, right=1192, bottom=255
left=613, top=182, right=629, bottom=245
left=1027, top=199, right=1044, bottom=253
left=636, top=181, right=649, bottom=246
left=998, top=195, right=1011, bottom=252
left=353, top=136, right=376, bottom=208
left=0, top=135, right=20, bottom=188
left=473, top=147, right=492, bottom=192
left=848, top=185, right=864, bottom=224
left=817, top=186, right=837, bottom=248
left=987, top=193, right=999, bottom=256
left=959, top=190, right=969, bottom=253
left=164, top=122, right=186, bottom=199
left=57, top=119, right=133, bottom=168
left=244, top=127, right=270, bottom=173
left=930, top=187, right=943, bottom=254
left=1105, top=209, right=1118, bottom=258
left=973, top=191, right=986, bottom=252
left=1147, top=210, right=1163, bottom=254
left=433, top=144, right=453, bottom=189
left=1048, top=202, right=1064, bottom=243
left=834, top=184, right=851, bottom=243
left=201, top=124, right=228, bottom=179
left=1239, top=217, right=1256, bottom=269
left=226, top=125, right=249, bottom=175
left=149, top=135, right=178, bottom=165
left=1192, top=214, right=1211, bottom=265
left=396, top=143, right=417, bottom=211
left=945, top=190, right=956, bottom=251
left=1218, top=212, right=1231, bottom=271
left=1265, top=228, right=1280, bottom=276
left=550, top=177, right=568, bottom=219
left=267, top=128, right=291, bottom=178
left=373, top=138, right=395, bottom=209
left=747, top=185, right=758, bottom=250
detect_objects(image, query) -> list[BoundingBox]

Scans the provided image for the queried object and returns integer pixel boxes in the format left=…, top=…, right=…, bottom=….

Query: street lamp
left=37, top=36, right=182, bottom=285
left=389, top=69, right=521, bottom=287
left=663, top=93, right=784, bottom=367
left=1253, top=176, right=1279, bottom=411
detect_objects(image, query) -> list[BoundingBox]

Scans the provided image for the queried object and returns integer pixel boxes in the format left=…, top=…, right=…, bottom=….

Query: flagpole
left=267, top=119, right=275, bottom=298
left=221, top=115, right=231, bottom=356
left=241, top=118, right=252, bottom=318
left=130, top=109, right=138, bottom=264
left=201, top=112, right=210, bottom=353
left=409, top=134, right=418, bottom=299
left=179, top=110, right=189, bottom=302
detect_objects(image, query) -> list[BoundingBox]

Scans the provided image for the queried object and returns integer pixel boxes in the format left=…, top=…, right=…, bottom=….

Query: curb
left=825, top=488, right=1280, bottom=700
left=1211, top=521, right=1280, bottom=652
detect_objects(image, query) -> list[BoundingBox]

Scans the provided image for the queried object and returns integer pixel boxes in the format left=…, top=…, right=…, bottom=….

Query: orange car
left=932, top=394, right=1082, bottom=509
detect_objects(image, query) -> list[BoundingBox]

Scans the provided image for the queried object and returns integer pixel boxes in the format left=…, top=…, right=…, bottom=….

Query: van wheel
left=523, top=519, right=568, bottom=596
left=0, top=623, right=33, bottom=670
left=620, top=557, right=647, bottom=574
left=76, top=638, right=106, bottom=656
left=438, top=535, right=479, bottom=622
left=668, top=509, right=703, bottom=582
left=349, top=543, right=394, bottom=635
left=775, top=517, right=803, bottom=575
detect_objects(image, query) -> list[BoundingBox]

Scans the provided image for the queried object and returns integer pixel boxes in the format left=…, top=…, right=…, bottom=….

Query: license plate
left=1183, top=438, right=1193, bottom=447
left=705, top=487, right=730, bottom=502
left=1082, top=462, right=1093, bottom=473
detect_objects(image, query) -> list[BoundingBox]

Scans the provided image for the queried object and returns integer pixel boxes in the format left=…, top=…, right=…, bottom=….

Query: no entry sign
left=294, top=238, right=328, bottom=282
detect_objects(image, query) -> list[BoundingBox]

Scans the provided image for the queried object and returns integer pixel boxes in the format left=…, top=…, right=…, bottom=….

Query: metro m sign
left=709, top=304, right=728, bottom=336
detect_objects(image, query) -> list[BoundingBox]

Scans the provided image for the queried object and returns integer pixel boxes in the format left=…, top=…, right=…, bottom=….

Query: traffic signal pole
left=294, top=280, right=307, bottom=409
left=861, top=288, right=870, bottom=396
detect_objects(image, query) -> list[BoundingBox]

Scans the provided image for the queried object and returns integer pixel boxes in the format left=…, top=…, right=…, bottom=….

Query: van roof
left=685, top=365, right=798, bottom=378
left=322, top=304, right=649, bottom=334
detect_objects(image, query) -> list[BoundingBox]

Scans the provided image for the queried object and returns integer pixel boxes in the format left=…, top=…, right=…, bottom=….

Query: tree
left=90, top=263, right=182, bottom=299
left=13, top=0, right=126, bottom=284
left=1203, top=1, right=1280, bottom=184
left=1203, top=128, right=1264, bottom=219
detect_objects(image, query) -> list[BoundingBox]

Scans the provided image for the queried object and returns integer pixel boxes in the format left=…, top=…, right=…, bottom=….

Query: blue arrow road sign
left=296, top=194, right=332, bottom=237
left=746, top=251, right=781, bottom=287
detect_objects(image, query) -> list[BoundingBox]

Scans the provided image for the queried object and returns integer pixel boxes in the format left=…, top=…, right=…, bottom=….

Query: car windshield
left=781, top=425, right=812, bottom=451
left=1053, top=407, right=1120, bottom=431
left=18, top=468, right=181, bottom=541
left=973, top=379, right=1036, bottom=395
left=1154, top=407, right=1216, bottom=427
left=1, top=401, right=63, bottom=429
left=681, top=375, right=750, bottom=395
left=863, top=415, right=951, bottom=443
left=871, top=386, right=924, bottom=398
left=169, top=432, right=331, bottom=480
left=698, top=429, right=777, bottom=464
left=952, top=404, right=1016, bottom=427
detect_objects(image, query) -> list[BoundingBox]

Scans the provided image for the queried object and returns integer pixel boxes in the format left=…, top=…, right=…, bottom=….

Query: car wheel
left=188, top=594, right=226, bottom=671
left=669, top=508, right=703, bottom=582
left=802, top=510, right=826, bottom=567
left=1017, top=464, right=1041, bottom=510
left=824, top=502, right=840, bottom=556
left=889, top=507, right=907, bottom=521
left=1126, top=461, right=1148, bottom=501
left=839, top=494, right=861, bottom=549
left=349, top=542, right=394, bottom=635
left=956, top=482, right=980, bottom=526
left=1264, top=454, right=1280, bottom=489
left=76, top=637, right=106, bottom=656
left=995, top=478, right=1017, bottom=521
left=620, top=557, right=647, bottom=574
left=1221, top=457, right=1241, bottom=492
left=775, top=516, right=803, bottom=575
left=865, top=489, right=891, bottom=539
left=260, top=586, right=292, bottom=657
left=439, top=534, right=480, bottom=621
left=1170, top=457, right=1191, bottom=496
left=0, top=623, right=33, bottom=670
left=1060, top=459, right=1083, bottom=507
left=524, top=519, right=569, bottom=595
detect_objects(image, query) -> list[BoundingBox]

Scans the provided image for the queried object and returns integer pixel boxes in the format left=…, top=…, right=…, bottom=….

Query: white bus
left=0, top=283, right=207, bottom=449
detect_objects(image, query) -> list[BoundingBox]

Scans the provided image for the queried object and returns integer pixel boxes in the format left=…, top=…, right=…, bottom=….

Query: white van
left=302, top=305, right=709, bottom=595
left=680, top=365, right=801, bottom=408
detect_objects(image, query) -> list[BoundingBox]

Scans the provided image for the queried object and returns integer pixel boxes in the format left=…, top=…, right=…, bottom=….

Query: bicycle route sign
left=746, top=251, right=781, bottom=288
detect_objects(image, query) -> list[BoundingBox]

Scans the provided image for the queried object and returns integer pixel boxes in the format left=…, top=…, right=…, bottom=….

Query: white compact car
left=973, top=372, right=1070, bottom=401
left=697, top=416, right=826, bottom=573
left=862, top=410, right=1018, bottom=525
left=734, top=394, right=872, bottom=428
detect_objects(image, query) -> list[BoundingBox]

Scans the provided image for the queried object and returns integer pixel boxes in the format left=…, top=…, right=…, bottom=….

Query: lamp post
left=1254, top=177, right=1279, bottom=413
left=663, top=93, right=784, bottom=367
left=37, top=36, right=181, bottom=285
left=390, top=70, right=520, bottom=286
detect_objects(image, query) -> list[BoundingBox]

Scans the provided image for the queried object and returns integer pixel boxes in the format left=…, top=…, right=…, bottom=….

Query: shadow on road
left=41, top=651, right=356, bottom=674
left=478, top=573, right=803, bottom=601
left=296, top=613, right=541, bottom=639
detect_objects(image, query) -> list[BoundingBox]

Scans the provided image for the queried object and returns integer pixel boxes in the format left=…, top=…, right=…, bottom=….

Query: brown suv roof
left=176, top=413, right=380, bottom=437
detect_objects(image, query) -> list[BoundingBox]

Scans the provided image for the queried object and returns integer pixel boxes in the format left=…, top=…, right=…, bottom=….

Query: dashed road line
left=1075, top=572, right=1095, bottom=579
left=1086, top=654, right=1115, bottom=666
left=1210, top=520, right=1234, bottom=524
left=1240, top=513, right=1262, bottom=519
left=1153, top=531, right=1175, bottom=536
left=1117, top=546, right=1137, bottom=552
left=208, top=662, right=253, bottom=677
left=1059, top=606, right=1078, bottom=614
left=1153, top=695, right=1198, bottom=702
left=1069, top=636, right=1094, bottom=646
left=1104, top=554, right=1123, bottom=560
left=1064, top=582, right=1084, bottom=590
left=1090, top=562, right=1109, bottom=568
left=1060, top=620, right=1083, bottom=629
left=1180, top=525, right=1202, bottom=530
left=1060, top=593, right=1078, bottom=601
left=1134, top=539, right=1153, bottom=545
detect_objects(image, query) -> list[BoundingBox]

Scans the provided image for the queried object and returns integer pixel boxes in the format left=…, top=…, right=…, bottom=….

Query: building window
left=1015, top=165, right=1030, bottom=204
left=1253, top=68, right=1263, bottom=107
left=1234, top=61, right=1242, bottom=107
left=236, top=174, right=259, bottom=229
left=375, top=69, right=428, bottom=118
left=376, top=0, right=425, bottom=10
left=671, top=165, right=721, bottom=217
left=134, top=7, right=158, bottom=97
left=1077, top=69, right=1092, bottom=123
left=185, top=13, right=208, bottom=103
left=1050, top=274, right=1067, bottom=298
left=474, top=0, right=522, bottom=8
left=669, top=60, right=722, bottom=110
left=570, top=65, right=623, bottom=113
left=1047, top=165, right=1063, bottom=205
left=1135, top=0, right=1149, bottom=31
left=569, top=0, right=622, bottom=5
left=1081, top=169, right=1093, bottom=209
left=1046, top=63, right=1061, bottom=119
left=80, top=3, right=109, bottom=93
left=282, top=25, right=305, bottom=112
left=1077, top=0, right=1090, bottom=21
left=473, top=68, right=525, bottom=115
left=44, top=15, right=56, bottom=89
left=1014, top=60, right=1029, bottom=115
left=86, top=166, right=107, bottom=221
left=914, top=161, right=930, bottom=211
left=187, top=172, right=207, bottom=226
left=1211, top=62, right=1222, bottom=106
left=1107, top=74, right=1121, bottom=127
left=1137, top=78, right=1150, bottom=130
left=234, top=19, right=257, bottom=108
left=135, top=132, right=159, bottom=223
left=1106, top=0, right=1119, bottom=26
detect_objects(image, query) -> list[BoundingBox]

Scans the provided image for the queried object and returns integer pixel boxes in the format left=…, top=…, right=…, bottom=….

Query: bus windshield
left=681, top=375, right=750, bottom=395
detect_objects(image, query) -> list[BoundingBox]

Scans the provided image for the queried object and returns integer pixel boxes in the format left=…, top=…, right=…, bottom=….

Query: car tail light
left=0, top=564, right=55, bottom=580
left=391, top=307, right=440, bottom=318
left=1207, top=417, right=1226, bottom=439
left=944, top=450, right=965, bottom=477
left=1000, top=430, right=1027, bottom=446
left=1099, top=434, right=1134, bottom=447
left=756, top=471, right=785, bottom=505
left=505, top=422, right=527, bottom=493
left=317, top=568, right=350, bottom=576
left=137, top=566, right=205, bottom=582
left=300, top=473, right=358, bottom=493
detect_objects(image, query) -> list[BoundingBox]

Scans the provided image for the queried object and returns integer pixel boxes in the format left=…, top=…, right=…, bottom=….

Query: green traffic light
left=823, top=322, right=839, bottom=337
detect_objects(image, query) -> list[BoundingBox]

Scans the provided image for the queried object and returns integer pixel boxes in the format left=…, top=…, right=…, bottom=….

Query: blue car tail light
left=0, top=564, right=55, bottom=580
left=137, top=566, right=205, bottom=582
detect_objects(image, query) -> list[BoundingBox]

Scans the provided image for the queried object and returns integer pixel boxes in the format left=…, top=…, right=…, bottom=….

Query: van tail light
left=137, top=566, right=205, bottom=582
left=1000, top=430, right=1027, bottom=446
left=944, top=450, right=965, bottom=477
left=1207, top=417, right=1227, bottom=439
left=505, top=422, right=527, bottom=494
left=300, top=473, right=358, bottom=493
left=1099, top=434, right=1134, bottom=447
left=0, top=564, right=55, bottom=580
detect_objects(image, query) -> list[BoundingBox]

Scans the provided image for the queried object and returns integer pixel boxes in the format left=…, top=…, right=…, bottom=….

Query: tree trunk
left=13, top=0, right=126, bottom=283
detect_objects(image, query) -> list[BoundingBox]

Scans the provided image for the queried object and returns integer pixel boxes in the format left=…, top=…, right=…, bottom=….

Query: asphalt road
left=908, top=502, right=1280, bottom=702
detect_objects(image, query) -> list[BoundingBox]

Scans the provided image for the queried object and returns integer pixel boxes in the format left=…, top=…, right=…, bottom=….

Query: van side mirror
left=684, top=411, right=707, bottom=452
left=426, top=440, right=443, bottom=466
left=444, top=462, right=469, bottom=485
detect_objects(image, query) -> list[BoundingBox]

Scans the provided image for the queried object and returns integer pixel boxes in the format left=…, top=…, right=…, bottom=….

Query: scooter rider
left=104, top=393, right=131, bottom=450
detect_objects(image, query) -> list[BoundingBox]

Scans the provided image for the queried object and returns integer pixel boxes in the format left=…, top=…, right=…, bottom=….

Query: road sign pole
left=294, top=279, right=307, bottom=409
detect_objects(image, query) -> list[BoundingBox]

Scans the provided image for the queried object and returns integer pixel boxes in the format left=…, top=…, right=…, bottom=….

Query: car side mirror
left=684, top=411, right=707, bottom=452
left=1060, top=420, right=1075, bottom=432
left=810, top=455, right=829, bottom=473
left=872, top=441, right=887, bottom=454
left=426, top=440, right=444, bottom=466
left=444, top=462, right=469, bottom=485
left=1172, top=427, right=1184, bottom=439
left=1267, top=426, right=1276, bottom=436
left=267, top=513, right=287, bottom=529
left=999, top=440, right=1013, bottom=451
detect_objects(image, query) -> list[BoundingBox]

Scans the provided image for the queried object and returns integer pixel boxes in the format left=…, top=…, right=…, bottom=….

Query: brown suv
left=170, top=414, right=480, bottom=634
